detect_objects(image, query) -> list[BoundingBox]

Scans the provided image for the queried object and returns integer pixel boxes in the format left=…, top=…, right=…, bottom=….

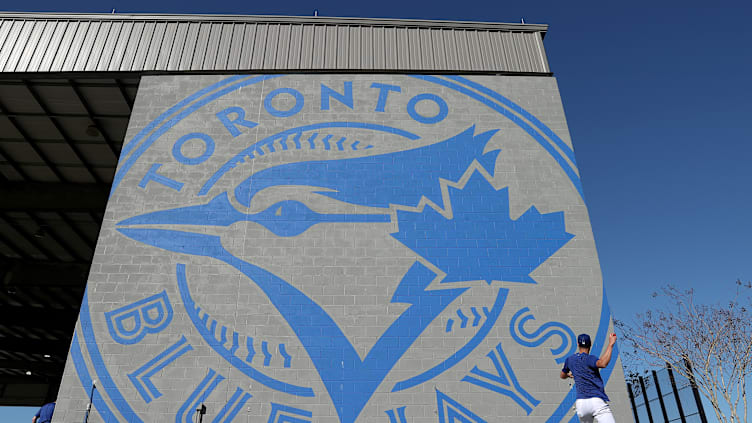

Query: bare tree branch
left=616, top=282, right=752, bottom=423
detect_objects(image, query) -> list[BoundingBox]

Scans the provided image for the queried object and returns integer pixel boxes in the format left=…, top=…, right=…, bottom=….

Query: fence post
left=666, top=365, right=687, bottom=423
left=638, top=376, right=655, bottom=423
left=683, top=358, right=708, bottom=423
left=652, top=370, right=669, bottom=422
left=627, top=382, right=640, bottom=423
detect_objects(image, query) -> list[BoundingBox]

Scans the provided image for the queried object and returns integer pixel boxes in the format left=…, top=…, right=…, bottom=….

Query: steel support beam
left=0, top=80, right=139, bottom=88
left=0, top=379, right=57, bottom=406
left=69, top=79, right=122, bottom=158
left=0, top=306, right=79, bottom=330
left=0, top=212, right=55, bottom=260
left=0, top=183, right=109, bottom=211
left=0, top=102, right=67, bottom=182
left=0, top=338, right=71, bottom=356
left=0, top=360, right=63, bottom=376
left=0, top=375, right=54, bottom=384
left=23, top=82, right=104, bottom=184
left=0, top=259, right=90, bottom=288
left=0, top=111, right=129, bottom=119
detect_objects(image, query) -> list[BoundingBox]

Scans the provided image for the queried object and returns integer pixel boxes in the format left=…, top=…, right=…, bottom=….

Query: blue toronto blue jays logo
left=68, top=75, right=619, bottom=423
left=116, top=124, right=572, bottom=422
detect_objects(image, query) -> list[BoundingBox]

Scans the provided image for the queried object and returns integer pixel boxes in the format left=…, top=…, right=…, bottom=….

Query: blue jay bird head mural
left=117, top=123, right=572, bottom=288
left=117, top=125, right=501, bottom=238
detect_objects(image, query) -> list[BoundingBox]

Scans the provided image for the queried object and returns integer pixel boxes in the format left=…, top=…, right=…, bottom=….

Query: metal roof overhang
left=0, top=12, right=550, bottom=74
left=0, top=12, right=551, bottom=406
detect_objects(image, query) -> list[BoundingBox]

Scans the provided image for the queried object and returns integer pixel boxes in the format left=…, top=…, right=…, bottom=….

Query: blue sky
left=2, top=0, right=751, bottom=420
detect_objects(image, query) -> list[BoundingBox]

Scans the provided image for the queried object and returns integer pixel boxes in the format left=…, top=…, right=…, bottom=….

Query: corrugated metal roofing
left=0, top=13, right=550, bottom=74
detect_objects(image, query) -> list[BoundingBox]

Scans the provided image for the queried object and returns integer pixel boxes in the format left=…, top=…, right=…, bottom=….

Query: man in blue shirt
left=560, top=333, right=617, bottom=422
left=32, top=401, right=55, bottom=423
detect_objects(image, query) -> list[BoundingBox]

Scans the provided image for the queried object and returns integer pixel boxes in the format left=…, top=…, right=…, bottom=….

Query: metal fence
left=628, top=364, right=708, bottom=423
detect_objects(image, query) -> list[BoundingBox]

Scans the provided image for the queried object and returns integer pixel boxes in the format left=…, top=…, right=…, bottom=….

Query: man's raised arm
left=595, top=333, right=617, bottom=368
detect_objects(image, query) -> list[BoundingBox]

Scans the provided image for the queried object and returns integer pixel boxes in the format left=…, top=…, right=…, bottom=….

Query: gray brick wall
left=54, top=74, right=629, bottom=422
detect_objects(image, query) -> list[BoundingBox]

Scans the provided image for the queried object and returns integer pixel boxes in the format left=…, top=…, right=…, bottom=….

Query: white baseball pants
left=574, top=398, right=615, bottom=423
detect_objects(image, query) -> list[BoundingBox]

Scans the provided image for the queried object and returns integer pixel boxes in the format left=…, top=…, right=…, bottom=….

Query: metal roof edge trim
left=0, top=70, right=555, bottom=79
left=0, top=12, right=548, bottom=33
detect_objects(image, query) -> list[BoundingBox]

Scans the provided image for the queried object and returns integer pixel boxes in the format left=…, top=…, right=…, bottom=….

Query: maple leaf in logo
left=391, top=172, right=574, bottom=284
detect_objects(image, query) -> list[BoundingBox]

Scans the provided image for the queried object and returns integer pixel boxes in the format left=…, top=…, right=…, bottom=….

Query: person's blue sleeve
left=561, top=357, right=570, bottom=373
left=587, top=355, right=599, bottom=368
left=34, top=408, right=41, bottom=418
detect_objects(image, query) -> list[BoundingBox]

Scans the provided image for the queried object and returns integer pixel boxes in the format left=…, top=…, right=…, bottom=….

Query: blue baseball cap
left=577, top=334, right=591, bottom=348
